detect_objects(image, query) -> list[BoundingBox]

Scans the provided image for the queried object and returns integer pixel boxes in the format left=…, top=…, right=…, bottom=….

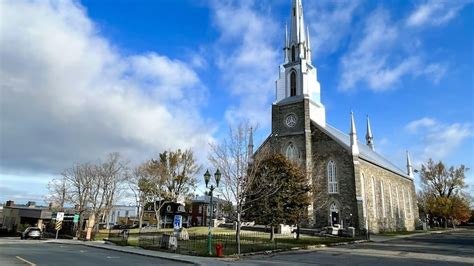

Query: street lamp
left=204, top=169, right=221, bottom=256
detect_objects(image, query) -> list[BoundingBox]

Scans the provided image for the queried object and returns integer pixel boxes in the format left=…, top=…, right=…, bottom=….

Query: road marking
left=15, top=256, right=36, bottom=266
left=106, top=256, right=120, bottom=259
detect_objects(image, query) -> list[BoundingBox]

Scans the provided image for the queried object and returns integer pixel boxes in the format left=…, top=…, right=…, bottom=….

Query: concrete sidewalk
left=368, top=229, right=455, bottom=242
left=44, top=239, right=238, bottom=266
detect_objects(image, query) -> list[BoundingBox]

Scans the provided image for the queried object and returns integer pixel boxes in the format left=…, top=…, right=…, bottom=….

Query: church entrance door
left=330, top=203, right=340, bottom=226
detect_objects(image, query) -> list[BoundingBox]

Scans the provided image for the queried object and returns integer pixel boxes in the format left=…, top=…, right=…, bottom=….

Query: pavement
left=1, top=229, right=472, bottom=265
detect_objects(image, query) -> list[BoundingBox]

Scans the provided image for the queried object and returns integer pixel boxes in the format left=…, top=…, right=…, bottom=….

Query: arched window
left=290, top=71, right=296, bottom=96
left=327, top=160, right=338, bottom=193
left=291, top=45, right=296, bottom=62
left=389, top=183, right=394, bottom=218
left=396, top=187, right=400, bottom=218
left=361, top=174, right=366, bottom=218
left=285, top=143, right=298, bottom=162
left=380, top=180, right=386, bottom=218
left=402, top=189, right=407, bottom=218
left=371, top=176, right=377, bottom=218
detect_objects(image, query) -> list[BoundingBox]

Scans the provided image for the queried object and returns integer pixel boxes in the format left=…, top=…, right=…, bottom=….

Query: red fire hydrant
left=215, top=242, right=223, bottom=257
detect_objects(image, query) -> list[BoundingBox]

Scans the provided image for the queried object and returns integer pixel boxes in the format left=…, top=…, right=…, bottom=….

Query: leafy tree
left=418, top=159, right=471, bottom=227
left=243, top=153, right=311, bottom=240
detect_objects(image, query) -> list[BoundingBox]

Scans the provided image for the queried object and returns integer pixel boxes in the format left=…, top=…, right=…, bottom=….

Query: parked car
left=20, top=227, right=42, bottom=240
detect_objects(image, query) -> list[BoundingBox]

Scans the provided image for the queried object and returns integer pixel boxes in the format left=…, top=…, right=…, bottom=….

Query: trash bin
left=215, top=242, right=223, bottom=257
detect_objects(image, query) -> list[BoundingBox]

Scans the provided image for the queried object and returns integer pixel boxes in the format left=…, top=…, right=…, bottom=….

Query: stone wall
left=311, top=126, right=358, bottom=229
left=356, top=160, right=419, bottom=233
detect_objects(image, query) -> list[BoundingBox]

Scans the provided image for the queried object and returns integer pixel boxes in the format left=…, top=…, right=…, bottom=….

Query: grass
left=105, top=228, right=353, bottom=256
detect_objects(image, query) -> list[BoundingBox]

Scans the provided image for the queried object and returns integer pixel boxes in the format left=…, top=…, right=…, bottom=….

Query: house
left=104, top=205, right=137, bottom=228
left=2, top=200, right=52, bottom=232
left=190, top=195, right=232, bottom=227
left=143, top=201, right=189, bottom=228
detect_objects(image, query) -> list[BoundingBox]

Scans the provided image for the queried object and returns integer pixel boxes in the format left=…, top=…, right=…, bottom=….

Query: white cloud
left=0, top=0, right=213, bottom=178
left=305, top=0, right=359, bottom=57
left=406, top=0, right=470, bottom=27
left=209, top=0, right=279, bottom=127
left=405, top=118, right=473, bottom=163
left=339, top=8, right=448, bottom=91
left=405, top=117, right=436, bottom=133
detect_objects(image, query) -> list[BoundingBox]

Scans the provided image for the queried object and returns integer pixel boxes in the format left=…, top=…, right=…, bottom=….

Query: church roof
left=313, top=121, right=410, bottom=179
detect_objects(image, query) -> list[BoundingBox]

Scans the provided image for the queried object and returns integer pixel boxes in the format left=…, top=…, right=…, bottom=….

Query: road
left=242, top=229, right=474, bottom=265
left=0, top=238, right=188, bottom=266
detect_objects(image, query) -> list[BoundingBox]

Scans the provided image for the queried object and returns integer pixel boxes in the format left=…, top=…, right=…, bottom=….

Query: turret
left=406, top=151, right=414, bottom=179
left=350, top=112, right=360, bottom=156
left=366, top=115, right=375, bottom=151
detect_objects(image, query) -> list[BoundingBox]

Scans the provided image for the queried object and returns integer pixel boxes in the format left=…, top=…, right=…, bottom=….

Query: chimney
left=6, top=200, right=14, bottom=207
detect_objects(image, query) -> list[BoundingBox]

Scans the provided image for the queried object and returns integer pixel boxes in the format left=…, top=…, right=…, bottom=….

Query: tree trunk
left=236, top=212, right=241, bottom=255
left=86, top=213, right=95, bottom=241
left=270, top=225, right=275, bottom=241
left=296, top=224, right=300, bottom=240
left=139, top=206, right=144, bottom=231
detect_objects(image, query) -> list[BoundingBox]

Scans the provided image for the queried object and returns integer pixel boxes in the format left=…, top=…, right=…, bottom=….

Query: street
left=242, top=229, right=474, bottom=265
left=0, top=238, right=189, bottom=266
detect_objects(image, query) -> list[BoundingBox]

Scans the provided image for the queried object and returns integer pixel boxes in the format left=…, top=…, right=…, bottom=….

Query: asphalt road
left=242, top=229, right=474, bottom=265
left=0, top=239, right=188, bottom=266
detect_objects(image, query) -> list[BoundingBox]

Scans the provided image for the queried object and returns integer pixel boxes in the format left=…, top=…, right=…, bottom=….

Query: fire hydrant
left=215, top=242, right=223, bottom=257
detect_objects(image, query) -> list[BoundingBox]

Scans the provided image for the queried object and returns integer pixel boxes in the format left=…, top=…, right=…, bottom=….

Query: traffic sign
left=56, top=212, right=65, bottom=222
left=73, top=214, right=80, bottom=223
left=173, top=215, right=182, bottom=230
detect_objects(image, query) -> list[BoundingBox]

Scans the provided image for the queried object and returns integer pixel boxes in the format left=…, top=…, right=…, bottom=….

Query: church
left=253, top=0, right=419, bottom=233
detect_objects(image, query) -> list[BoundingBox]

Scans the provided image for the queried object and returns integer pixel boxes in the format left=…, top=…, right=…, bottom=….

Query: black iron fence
left=104, top=229, right=355, bottom=256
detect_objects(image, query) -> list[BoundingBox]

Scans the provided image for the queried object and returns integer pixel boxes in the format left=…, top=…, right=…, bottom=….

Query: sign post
left=173, top=215, right=182, bottom=235
left=55, top=212, right=64, bottom=240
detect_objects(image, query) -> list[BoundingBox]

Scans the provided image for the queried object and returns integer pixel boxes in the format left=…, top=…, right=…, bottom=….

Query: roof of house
left=192, top=195, right=229, bottom=204
left=313, top=121, right=411, bottom=179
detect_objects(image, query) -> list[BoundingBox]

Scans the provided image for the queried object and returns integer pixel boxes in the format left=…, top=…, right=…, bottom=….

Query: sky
left=0, top=0, right=473, bottom=204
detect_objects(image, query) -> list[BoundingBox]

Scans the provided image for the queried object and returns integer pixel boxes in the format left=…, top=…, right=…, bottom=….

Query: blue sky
left=0, top=0, right=473, bottom=204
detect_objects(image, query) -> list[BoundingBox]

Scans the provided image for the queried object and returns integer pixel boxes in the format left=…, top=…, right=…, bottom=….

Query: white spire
left=406, top=151, right=414, bottom=179
left=248, top=127, right=254, bottom=164
left=366, top=115, right=375, bottom=151
left=306, top=26, right=312, bottom=64
left=290, top=0, right=306, bottom=45
left=284, top=24, right=289, bottom=63
left=350, top=112, right=359, bottom=156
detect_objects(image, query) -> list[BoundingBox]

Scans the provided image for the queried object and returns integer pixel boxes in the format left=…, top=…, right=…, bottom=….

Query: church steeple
left=350, top=112, right=360, bottom=156
left=274, top=0, right=325, bottom=126
left=366, top=115, right=375, bottom=151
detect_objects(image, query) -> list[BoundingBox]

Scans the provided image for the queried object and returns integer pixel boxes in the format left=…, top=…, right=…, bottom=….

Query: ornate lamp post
left=204, top=169, right=221, bottom=256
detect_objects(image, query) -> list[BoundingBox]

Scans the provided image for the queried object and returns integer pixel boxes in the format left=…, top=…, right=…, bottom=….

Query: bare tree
left=209, top=122, right=278, bottom=254
left=128, top=163, right=155, bottom=231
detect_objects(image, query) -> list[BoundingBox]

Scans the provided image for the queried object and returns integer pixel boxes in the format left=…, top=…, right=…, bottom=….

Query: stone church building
left=253, top=0, right=418, bottom=233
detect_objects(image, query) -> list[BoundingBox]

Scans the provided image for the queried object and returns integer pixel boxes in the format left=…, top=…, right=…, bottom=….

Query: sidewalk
left=44, top=239, right=237, bottom=266
left=368, top=229, right=456, bottom=242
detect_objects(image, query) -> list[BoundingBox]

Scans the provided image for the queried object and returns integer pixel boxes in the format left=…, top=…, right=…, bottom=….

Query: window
left=327, top=160, right=338, bottom=193
left=408, top=191, right=413, bottom=218
left=380, top=180, right=386, bottom=218
left=402, top=189, right=407, bottom=218
left=166, top=205, right=172, bottom=212
left=198, top=205, right=202, bottom=214
left=290, top=71, right=296, bottom=96
left=360, top=174, right=366, bottom=218
left=371, top=176, right=377, bottom=218
left=389, top=183, right=394, bottom=218
left=286, top=143, right=298, bottom=162
left=293, top=7, right=296, bottom=16
left=396, top=187, right=400, bottom=218
left=125, top=210, right=129, bottom=217
left=291, top=46, right=296, bottom=62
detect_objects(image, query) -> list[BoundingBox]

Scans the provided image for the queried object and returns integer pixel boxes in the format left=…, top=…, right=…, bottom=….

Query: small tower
left=350, top=112, right=360, bottom=156
left=248, top=127, right=254, bottom=164
left=366, top=115, right=375, bottom=151
left=406, top=151, right=414, bottom=179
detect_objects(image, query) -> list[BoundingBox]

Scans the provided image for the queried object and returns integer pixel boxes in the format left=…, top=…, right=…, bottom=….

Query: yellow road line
left=15, top=256, right=36, bottom=266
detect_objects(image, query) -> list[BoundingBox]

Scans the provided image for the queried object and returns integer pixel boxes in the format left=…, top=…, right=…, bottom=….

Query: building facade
left=1, top=201, right=52, bottom=231
left=254, top=0, right=419, bottom=233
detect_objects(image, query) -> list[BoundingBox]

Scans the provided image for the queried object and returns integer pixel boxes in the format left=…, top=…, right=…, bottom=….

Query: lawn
left=104, top=227, right=353, bottom=256
left=378, top=230, right=423, bottom=236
